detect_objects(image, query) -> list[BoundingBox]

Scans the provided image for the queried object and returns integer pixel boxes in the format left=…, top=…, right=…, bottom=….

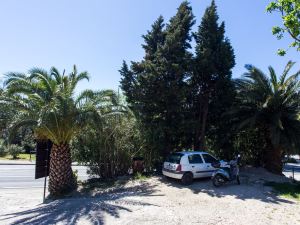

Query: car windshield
left=165, top=153, right=183, bottom=164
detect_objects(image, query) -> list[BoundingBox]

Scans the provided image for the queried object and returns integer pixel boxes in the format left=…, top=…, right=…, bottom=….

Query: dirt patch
left=0, top=168, right=299, bottom=225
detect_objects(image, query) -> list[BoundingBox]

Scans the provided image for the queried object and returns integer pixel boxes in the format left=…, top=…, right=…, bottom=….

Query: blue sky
left=0, top=0, right=298, bottom=93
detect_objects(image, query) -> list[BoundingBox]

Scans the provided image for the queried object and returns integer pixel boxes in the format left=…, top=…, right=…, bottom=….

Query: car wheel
left=212, top=174, right=225, bottom=187
left=181, top=172, right=193, bottom=185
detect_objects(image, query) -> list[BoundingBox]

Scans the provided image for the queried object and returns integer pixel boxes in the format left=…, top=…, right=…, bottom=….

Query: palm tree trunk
left=261, top=128, right=283, bottom=175
left=264, top=145, right=283, bottom=175
left=49, top=143, right=76, bottom=196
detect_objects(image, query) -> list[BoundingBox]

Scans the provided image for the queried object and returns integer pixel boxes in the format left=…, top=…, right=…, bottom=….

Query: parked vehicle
left=211, top=155, right=241, bottom=187
left=162, top=151, right=225, bottom=185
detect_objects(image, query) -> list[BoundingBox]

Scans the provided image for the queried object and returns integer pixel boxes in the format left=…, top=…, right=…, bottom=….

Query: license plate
left=165, top=164, right=174, bottom=170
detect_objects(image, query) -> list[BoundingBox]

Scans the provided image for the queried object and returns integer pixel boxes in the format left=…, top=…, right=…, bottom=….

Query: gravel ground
left=0, top=168, right=299, bottom=225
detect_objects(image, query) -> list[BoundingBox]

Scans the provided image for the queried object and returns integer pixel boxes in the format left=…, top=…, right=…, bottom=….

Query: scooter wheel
left=213, top=174, right=225, bottom=187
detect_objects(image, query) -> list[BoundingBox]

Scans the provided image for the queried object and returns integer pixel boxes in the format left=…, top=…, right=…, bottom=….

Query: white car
left=162, top=151, right=224, bottom=185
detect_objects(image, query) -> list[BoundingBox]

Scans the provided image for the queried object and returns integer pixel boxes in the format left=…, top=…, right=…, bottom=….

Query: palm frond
left=50, top=67, right=63, bottom=84
left=233, top=62, right=300, bottom=151
left=268, top=66, right=278, bottom=92
left=280, top=61, right=296, bottom=85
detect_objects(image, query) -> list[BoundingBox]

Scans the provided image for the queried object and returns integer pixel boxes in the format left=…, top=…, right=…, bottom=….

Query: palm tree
left=1, top=66, right=94, bottom=195
left=232, top=61, right=300, bottom=174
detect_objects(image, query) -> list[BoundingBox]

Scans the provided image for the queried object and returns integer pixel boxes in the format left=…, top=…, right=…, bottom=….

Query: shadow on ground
left=1, top=168, right=297, bottom=225
left=0, top=182, right=161, bottom=225
left=158, top=171, right=296, bottom=205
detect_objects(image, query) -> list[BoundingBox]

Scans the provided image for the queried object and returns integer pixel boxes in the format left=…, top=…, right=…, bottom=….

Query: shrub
left=133, top=172, right=149, bottom=180
left=8, top=144, right=23, bottom=159
left=72, top=114, right=144, bottom=180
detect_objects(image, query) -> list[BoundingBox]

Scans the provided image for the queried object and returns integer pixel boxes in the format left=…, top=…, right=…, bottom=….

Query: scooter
left=211, top=155, right=241, bottom=187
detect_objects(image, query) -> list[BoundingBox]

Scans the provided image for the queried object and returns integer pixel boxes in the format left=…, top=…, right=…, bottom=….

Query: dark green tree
left=119, top=16, right=166, bottom=159
left=205, top=78, right=236, bottom=159
left=120, top=1, right=195, bottom=158
left=192, top=0, right=235, bottom=150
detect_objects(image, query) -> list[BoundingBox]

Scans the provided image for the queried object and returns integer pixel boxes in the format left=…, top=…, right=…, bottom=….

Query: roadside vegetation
left=266, top=182, right=300, bottom=201
left=0, top=153, right=35, bottom=161
left=0, top=0, right=299, bottom=197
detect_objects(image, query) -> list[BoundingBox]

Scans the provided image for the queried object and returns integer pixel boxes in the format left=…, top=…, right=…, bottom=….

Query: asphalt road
left=0, top=162, right=299, bottom=190
left=0, top=164, right=89, bottom=189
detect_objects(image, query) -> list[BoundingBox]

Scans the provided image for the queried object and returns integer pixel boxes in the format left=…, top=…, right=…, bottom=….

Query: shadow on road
left=0, top=182, right=160, bottom=225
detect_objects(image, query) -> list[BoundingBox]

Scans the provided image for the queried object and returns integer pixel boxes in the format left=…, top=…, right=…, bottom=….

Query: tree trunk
left=194, top=98, right=202, bottom=151
left=199, top=97, right=209, bottom=150
left=261, top=128, right=283, bottom=175
left=194, top=109, right=201, bottom=151
left=194, top=94, right=209, bottom=151
left=264, top=145, right=283, bottom=175
left=163, top=131, right=172, bottom=158
left=49, top=143, right=76, bottom=196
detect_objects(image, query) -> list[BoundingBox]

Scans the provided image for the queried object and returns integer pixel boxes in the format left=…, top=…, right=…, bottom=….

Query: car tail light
left=176, top=164, right=182, bottom=172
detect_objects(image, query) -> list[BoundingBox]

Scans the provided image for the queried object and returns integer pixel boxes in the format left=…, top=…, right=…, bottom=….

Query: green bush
left=72, top=112, right=145, bottom=180
left=8, top=144, right=23, bottom=159
left=133, top=172, right=149, bottom=180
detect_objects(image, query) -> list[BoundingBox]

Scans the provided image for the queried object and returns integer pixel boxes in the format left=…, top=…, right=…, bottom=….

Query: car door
left=187, top=154, right=206, bottom=178
left=201, top=153, right=219, bottom=177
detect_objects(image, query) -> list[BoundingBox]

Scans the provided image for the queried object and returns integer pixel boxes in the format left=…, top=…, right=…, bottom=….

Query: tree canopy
left=267, top=0, right=300, bottom=55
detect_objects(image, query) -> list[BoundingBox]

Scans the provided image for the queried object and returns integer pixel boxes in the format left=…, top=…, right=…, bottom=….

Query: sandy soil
left=0, top=168, right=299, bottom=225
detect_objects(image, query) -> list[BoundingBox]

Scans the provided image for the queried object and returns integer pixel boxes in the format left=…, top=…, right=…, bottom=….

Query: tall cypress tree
left=120, top=15, right=167, bottom=158
left=192, top=0, right=235, bottom=150
left=120, top=15, right=165, bottom=115
left=120, top=1, right=195, bottom=157
left=154, top=1, right=195, bottom=156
